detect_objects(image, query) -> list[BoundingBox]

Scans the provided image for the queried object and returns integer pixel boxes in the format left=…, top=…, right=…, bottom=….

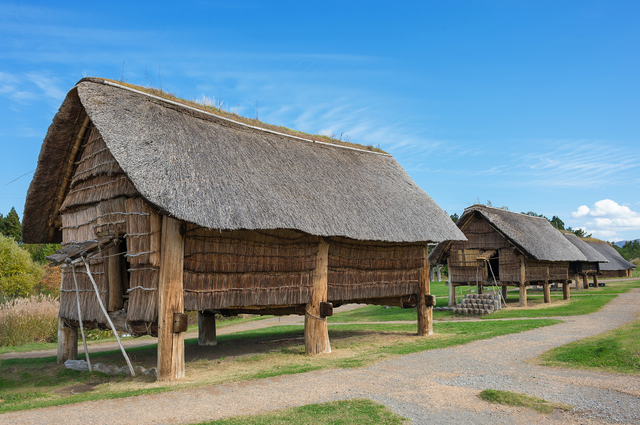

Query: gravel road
left=3, top=289, right=639, bottom=425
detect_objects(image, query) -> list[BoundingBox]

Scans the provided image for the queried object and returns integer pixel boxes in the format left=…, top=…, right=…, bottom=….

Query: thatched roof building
left=584, top=240, right=636, bottom=278
left=562, top=233, right=609, bottom=289
left=430, top=205, right=587, bottom=307
left=23, top=78, right=464, bottom=379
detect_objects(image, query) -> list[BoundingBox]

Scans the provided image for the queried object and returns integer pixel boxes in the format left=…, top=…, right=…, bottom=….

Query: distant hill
left=615, top=239, right=640, bottom=247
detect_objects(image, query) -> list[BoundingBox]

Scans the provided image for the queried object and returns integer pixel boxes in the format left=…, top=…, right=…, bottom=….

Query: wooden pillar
left=437, top=264, right=442, bottom=282
left=563, top=280, right=570, bottom=300
left=198, top=311, right=217, bottom=346
left=429, top=265, right=434, bottom=282
left=477, top=283, right=483, bottom=295
left=574, top=274, right=581, bottom=290
left=582, top=274, right=589, bottom=290
left=418, top=245, right=433, bottom=336
left=501, top=285, right=508, bottom=303
left=447, top=258, right=455, bottom=307
left=519, top=255, right=527, bottom=307
left=157, top=216, right=185, bottom=381
left=57, top=318, right=78, bottom=364
left=593, top=274, right=599, bottom=287
left=107, top=244, right=124, bottom=311
left=543, top=281, right=551, bottom=303
left=305, top=241, right=330, bottom=355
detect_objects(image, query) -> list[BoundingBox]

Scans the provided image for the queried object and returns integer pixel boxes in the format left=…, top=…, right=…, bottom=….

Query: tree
left=614, top=240, right=640, bottom=261
left=22, top=244, right=61, bottom=264
left=0, top=234, right=43, bottom=298
left=566, top=227, right=592, bottom=238
left=0, top=207, right=22, bottom=242
left=549, top=216, right=565, bottom=230
left=450, top=213, right=459, bottom=223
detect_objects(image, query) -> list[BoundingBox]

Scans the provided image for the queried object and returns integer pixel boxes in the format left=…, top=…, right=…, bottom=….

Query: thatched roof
left=562, top=233, right=609, bottom=263
left=23, top=78, right=465, bottom=245
left=583, top=240, right=636, bottom=271
left=430, top=205, right=587, bottom=264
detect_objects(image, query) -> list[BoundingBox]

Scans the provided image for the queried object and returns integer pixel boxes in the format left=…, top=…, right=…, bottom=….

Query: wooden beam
left=501, top=285, right=508, bottom=304
left=594, top=274, right=599, bottom=287
left=582, top=274, right=589, bottom=290
left=305, top=241, right=330, bottom=355
left=418, top=245, right=433, bottom=336
left=519, top=255, right=527, bottom=307
left=157, top=216, right=185, bottom=380
left=107, top=244, right=124, bottom=311
left=574, top=274, right=581, bottom=290
left=198, top=311, right=217, bottom=346
left=57, top=318, right=77, bottom=364
left=447, top=257, right=455, bottom=307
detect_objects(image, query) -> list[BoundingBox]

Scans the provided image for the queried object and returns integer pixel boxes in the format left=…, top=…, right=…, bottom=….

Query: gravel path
left=3, top=289, right=640, bottom=425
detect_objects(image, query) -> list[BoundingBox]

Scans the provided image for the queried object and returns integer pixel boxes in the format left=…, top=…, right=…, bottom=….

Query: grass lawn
left=199, top=399, right=408, bottom=425
left=0, top=319, right=559, bottom=413
left=485, top=294, right=616, bottom=319
left=535, top=319, right=640, bottom=375
left=478, top=389, right=572, bottom=414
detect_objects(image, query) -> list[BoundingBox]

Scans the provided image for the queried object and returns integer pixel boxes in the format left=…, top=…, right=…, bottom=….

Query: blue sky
left=1, top=1, right=639, bottom=241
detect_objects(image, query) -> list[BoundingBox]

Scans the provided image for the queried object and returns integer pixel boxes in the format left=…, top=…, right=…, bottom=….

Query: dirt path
left=4, top=289, right=640, bottom=424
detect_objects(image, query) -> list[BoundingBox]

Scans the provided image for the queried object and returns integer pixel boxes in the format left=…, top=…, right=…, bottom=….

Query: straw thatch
left=430, top=205, right=587, bottom=265
left=562, top=233, right=608, bottom=263
left=584, top=240, right=636, bottom=276
left=23, top=78, right=465, bottom=245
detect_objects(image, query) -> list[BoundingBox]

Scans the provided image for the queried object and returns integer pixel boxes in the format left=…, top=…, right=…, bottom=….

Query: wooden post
left=582, top=274, right=589, bottom=290
left=501, top=285, right=508, bottom=303
left=447, top=258, right=455, bottom=307
left=198, top=310, right=217, bottom=346
left=436, top=265, right=442, bottom=282
left=57, top=318, right=78, bottom=364
left=305, top=241, right=330, bottom=355
left=429, top=265, right=434, bottom=282
left=562, top=280, right=570, bottom=300
left=519, top=255, right=527, bottom=307
left=593, top=274, right=599, bottom=287
left=418, top=245, right=433, bottom=336
left=574, top=274, right=581, bottom=290
left=543, top=281, right=551, bottom=303
left=157, top=216, right=185, bottom=381
left=107, top=244, right=124, bottom=311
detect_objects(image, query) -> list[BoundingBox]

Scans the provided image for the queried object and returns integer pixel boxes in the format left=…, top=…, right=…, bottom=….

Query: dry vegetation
left=0, top=295, right=59, bottom=346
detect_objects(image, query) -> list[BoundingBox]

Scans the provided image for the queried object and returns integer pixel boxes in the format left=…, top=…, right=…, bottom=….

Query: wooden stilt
left=477, top=283, right=483, bottom=295
left=501, top=285, right=508, bottom=303
left=157, top=216, right=185, bottom=381
left=563, top=280, right=570, bottom=300
left=437, top=265, right=442, bottom=282
left=198, top=311, right=217, bottom=346
left=582, top=274, right=589, bottom=290
left=543, top=281, right=551, bottom=303
left=574, top=274, right=581, bottom=290
left=418, top=245, right=433, bottom=336
left=57, top=318, right=77, bottom=364
left=429, top=265, right=434, bottom=282
left=519, top=255, right=527, bottom=307
left=594, top=274, right=599, bottom=287
left=305, top=241, right=330, bottom=355
left=447, top=258, right=455, bottom=307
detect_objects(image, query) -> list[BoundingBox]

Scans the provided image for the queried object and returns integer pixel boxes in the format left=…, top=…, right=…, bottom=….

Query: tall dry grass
left=0, top=295, right=59, bottom=347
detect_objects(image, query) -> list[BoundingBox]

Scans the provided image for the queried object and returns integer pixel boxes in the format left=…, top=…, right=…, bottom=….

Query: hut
left=562, top=233, right=608, bottom=289
left=584, top=240, right=636, bottom=278
left=22, top=78, right=465, bottom=380
left=430, top=205, right=587, bottom=307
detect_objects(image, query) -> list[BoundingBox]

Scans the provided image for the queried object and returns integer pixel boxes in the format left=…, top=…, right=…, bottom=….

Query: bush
left=0, top=234, right=44, bottom=298
left=0, top=295, right=59, bottom=346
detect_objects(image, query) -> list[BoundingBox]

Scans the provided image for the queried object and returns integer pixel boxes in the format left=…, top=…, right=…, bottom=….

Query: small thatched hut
left=584, top=240, right=636, bottom=278
left=430, top=205, right=587, bottom=307
left=562, top=233, right=608, bottom=289
left=22, top=78, right=465, bottom=380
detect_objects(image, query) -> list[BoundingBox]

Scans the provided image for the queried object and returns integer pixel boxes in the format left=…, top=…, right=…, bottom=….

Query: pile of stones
left=452, top=293, right=501, bottom=315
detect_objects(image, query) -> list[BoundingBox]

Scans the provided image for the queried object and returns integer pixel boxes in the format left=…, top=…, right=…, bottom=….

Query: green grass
left=536, top=319, right=640, bottom=375
left=485, top=294, right=616, bottom=319
left=478, top=389, right=572, bottom=414
left=0, top=319, right=559, bottom=413
left=199, top=399, right=408, bottom=424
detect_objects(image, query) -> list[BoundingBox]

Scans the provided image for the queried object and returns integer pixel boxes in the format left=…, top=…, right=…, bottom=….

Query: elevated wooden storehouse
left=584, top=240, right=636, bottom=278
left=562, top=233, right=608, bottom=289
left=430, top=205, right=587, bottom=307
left=22, top=78, right=465, bottom=380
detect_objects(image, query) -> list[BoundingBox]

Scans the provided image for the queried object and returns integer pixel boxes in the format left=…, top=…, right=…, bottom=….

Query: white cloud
left=570, top=199, right=640, bottom=239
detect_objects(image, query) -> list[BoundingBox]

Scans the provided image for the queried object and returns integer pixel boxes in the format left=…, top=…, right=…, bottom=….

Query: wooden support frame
left=562, top=279, right=570, bottom=300
left=519, top=255, right=527, bottom=307
left=501, top=285, right=508, bottom=304
left=418, top=245, right=433, bottom=336
left=57, top=318, right=77, bottom=364
left=582, top=274, right=589, bottom=290
left=107, top=243, right=124, bottom=311
left=198, top=310, right=217, bottom=346
left=543, top=281, right=551, bottom=303
left=593, top=274, right=599, bottom=287
left=157, top=216, right=185, bottom=380
left=447, top=257, right=455, bottom=307
left=305, top=241, right=331, bottom=355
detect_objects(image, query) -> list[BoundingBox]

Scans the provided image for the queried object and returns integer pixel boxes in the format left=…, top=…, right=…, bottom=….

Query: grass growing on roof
left=535, top=319, right=640, bottom=375
left=0, top=319, right=558, bottom=413
left=198, top=399, right=409, bottom=425
left=478, top=389, right=572, bottom=414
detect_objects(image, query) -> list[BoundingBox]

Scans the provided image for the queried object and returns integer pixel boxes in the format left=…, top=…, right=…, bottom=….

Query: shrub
left=34, top=264, right=61, bottom=298
left=0, top=295, right=59, bottom=346
left=0, top=234, right=44, bottom=298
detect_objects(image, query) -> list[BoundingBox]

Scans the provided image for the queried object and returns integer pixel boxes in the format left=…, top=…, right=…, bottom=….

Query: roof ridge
left=466, top=204, right=550, bottom=220
left=80, top=78, right=392, bottom=157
